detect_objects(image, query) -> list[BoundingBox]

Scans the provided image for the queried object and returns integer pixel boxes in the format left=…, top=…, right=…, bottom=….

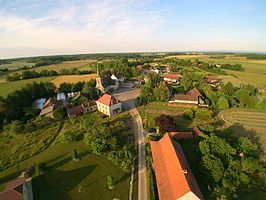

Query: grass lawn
left=51, top=74, right=98, bottom=87
left=0, top=76, right=56, bottom=97
left=218, top=108, right=266, bottom=154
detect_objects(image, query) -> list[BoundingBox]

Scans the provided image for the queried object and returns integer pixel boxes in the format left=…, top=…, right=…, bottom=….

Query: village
left=0, top=54, right=265, bottom=200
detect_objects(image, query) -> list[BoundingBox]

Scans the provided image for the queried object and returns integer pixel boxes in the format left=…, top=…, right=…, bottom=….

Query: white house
left=96, top=94, right=122, bottom=116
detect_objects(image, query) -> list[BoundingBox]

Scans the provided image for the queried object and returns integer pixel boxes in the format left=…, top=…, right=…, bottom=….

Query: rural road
left=130, top=108, right=148, bottom=200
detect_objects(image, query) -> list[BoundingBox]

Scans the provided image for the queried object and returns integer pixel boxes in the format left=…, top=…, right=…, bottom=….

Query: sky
left=0, top=0, right=266, bottom=58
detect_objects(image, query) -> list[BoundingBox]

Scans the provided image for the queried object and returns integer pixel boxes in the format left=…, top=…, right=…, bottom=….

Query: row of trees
left=6, top=68, right=92, bottom=81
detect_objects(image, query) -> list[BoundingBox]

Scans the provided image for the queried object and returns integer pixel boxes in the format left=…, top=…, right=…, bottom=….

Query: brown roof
left=150, top=134, right=204, bottom=200
left=169, top=131, right=194, bottom=139
left=96, top=94, right=120, bottom=106
left=82, top=100, right=96, bottom=108
left=42, top=98, right=63, bottom=109
left=39, top=105, right=55, bottom=116
left=187, top=88, right=202, bottom=97
left=164, top=73, right=181, bottom=80
left=192, top=127, right=202, bottom=136
left=0, top=177, right=26, bottom=200
left=204, top=75, right=220, bottom=83
left=67, top=105, right=84, bottom=117
left=171, top=94, right=198, bottom=101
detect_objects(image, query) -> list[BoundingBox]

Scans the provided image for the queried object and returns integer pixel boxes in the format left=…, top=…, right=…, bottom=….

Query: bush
left=59, top=131, right=79, bottom=143
left=10, top=120, right=24, bottom=134
left=106, top=175, right=117, bottom=189
left=183, top=109, right=194, bottom=119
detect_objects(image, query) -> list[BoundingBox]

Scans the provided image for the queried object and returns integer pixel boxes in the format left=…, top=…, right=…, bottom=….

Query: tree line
left=6, top=68, right=92, bottom=81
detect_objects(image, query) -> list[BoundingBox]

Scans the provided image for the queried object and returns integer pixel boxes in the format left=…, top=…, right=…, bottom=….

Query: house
left=169, top=88, right=206, bottom=107
left=204, top=75, right=222, bottom=88
left=39, top=98, right=64, bottom=118
left=96, top=94, right=122, bottom=116
left=111, top=73, right=125, bottom=83
left=163, top=72, right=182, bottom=84
left=169, top=127, right=203, bottom=139
left=95, top=66, right=119, bottom=93
left=150, top=134, right=204, bottom=200
left=82, top=100, right=97, bottom=113
left=0, top=177, right=31, bottom=200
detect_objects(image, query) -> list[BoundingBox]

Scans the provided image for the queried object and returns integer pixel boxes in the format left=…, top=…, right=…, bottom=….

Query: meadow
left=51, top=74, right=98, bottom=87
left=168, top=54, right=266, bottom=87
left=0, top=76, right=55, bottom=97
left=218, top=109, right=266, bottom=154
left=0, top=112, right=133, bottom=199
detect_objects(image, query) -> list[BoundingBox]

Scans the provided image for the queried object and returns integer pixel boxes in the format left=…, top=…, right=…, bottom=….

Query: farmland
left=168, top=54, right=266, bottom=87
left=0, top=76, right=55, bottom=97
left=218, top=109, right=266, bottom=154
left=51, top=74, right=98, bottom=87
left=0, top=59, right=35, bottom=70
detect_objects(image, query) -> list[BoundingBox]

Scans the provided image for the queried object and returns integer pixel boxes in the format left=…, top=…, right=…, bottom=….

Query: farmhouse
left=204, top=75, right=222, bottom=88
left=163, top=72, right=182, bottom=84
left=39, top=98, right=64, bottom=118
left=82, top=100, right=97, bottom=113
left=95, top=66, right=120, bottom=93
left=96, top=94, right=122, bottom=116
left=150, top=134, right=204, bottom=200
left=67, top=100, right=97, bottom=117
left=169, top=88, right=206, bottom=107
left=0, top=177, right=31, bottom=200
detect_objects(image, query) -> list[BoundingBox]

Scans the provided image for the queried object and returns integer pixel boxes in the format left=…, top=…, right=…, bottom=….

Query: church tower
left=95, top=65, right=104, bottom=93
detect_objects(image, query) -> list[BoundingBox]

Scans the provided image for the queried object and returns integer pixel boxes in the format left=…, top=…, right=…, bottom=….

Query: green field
left=0, top=60, right=35, bottom=70
left=218, top=109, right=266, bottom=154
left=168, top=54, right=266, bottom=87
left=0, top=76, right=55, bottom=97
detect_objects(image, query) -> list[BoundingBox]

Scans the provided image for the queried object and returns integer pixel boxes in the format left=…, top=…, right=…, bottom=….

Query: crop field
left=217, top=75, right=245, bottom=86
left=0, top=76, right=56, bottom=97
left=218, top=109, right=266, bottom=153
left=168, top=54, right=266, bottom=87
left=51, top=74, right=98, bottom=87
left=0, top=60, right=35, bottom=70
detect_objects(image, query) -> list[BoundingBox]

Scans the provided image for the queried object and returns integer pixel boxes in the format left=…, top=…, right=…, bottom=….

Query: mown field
left=168, top=54, right=266, bottom=87
left=51, top=74, right=98, bottom=87
left=218, top=109, right=266, bottom=154
left=0, top=76, right=56, bottom=97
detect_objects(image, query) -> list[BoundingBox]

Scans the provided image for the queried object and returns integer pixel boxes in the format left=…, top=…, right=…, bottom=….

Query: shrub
left=183, top=109, right=194, bottom=119
left=106, top=175, right=117, bottom=189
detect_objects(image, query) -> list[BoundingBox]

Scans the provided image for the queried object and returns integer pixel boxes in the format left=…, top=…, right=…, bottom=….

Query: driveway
left=113, top=82, right=140, bottom=110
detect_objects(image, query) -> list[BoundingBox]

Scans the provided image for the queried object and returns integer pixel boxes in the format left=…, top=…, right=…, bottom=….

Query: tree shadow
left=33, top=164, right=97, bottom=200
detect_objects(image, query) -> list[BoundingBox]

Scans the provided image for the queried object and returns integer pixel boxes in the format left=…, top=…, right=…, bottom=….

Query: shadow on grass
left=33, top=164, right=97, bottom=200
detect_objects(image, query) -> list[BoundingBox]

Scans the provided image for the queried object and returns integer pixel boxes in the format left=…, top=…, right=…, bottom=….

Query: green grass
left=0, top=76, right=56, bottom=97
left=0, top=117, right=61, bottom=171
left=218, top=109, right=266, bottom=154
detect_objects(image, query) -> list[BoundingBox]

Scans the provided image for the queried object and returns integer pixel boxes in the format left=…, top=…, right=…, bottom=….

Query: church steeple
left=96, top=65, right=100, bottom=77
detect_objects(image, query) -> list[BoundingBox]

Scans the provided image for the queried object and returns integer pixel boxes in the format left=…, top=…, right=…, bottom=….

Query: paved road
left=130, top=108, right=148, bottom=200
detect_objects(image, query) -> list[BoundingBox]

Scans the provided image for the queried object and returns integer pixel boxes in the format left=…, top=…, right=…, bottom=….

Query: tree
left=155, top=114, right=176, bottom=133
left=153, top=82, right=169, bottom=102
left=59, top=83, right=72, bottom=94
left=71, top=149, right=81, bottom=161
left=106, top=175, right=117, bottom=189
left=216, top=97, right=229, bottom=110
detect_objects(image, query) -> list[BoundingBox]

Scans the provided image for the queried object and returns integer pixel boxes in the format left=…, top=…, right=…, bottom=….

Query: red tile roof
left=204, top=75, right=220, bottom=83
left=96, top=94, right=120, bottom=106
left=150, top=134, right=204, bottom=200
left=164, top=73, right=181, bottom=80
left=187, top=88, right=202, bottom=97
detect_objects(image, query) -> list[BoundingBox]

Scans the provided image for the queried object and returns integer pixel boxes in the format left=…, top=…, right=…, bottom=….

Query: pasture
left=0, top=76, right=55, bottom=97
left=218, top=109, right=266, bottom=154
left=51, top=74, right=98, bottom=87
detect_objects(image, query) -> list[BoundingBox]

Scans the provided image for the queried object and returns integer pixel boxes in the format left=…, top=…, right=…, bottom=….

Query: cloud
left=0, top=0, right=164, bottom=58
